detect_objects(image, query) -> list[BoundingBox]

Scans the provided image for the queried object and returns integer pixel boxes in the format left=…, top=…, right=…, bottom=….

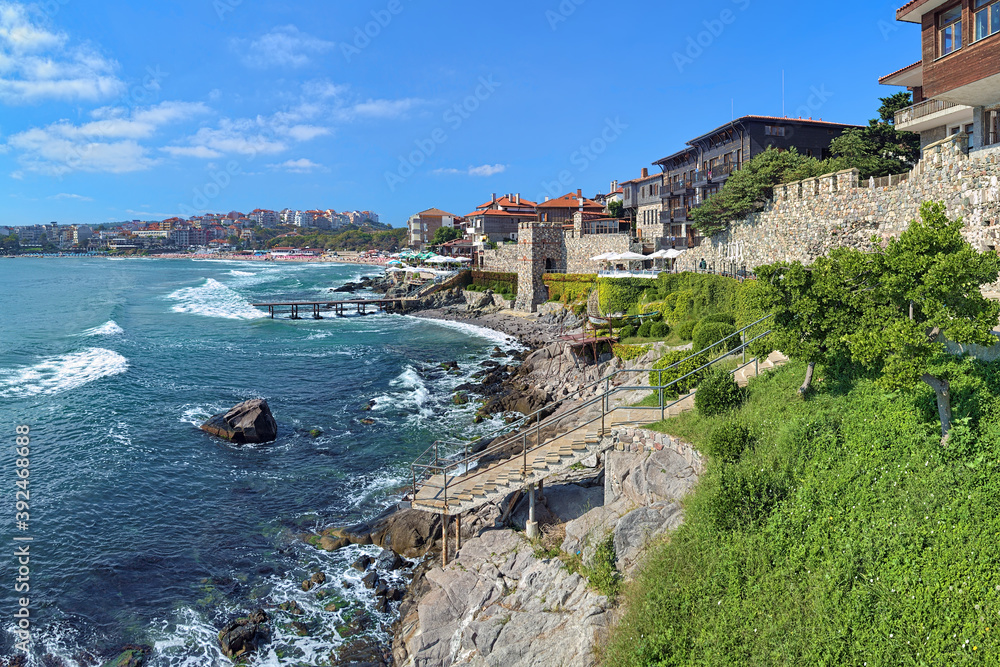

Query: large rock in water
left=218, top=609, right=270, bottom=660
left=200, top=399, right=278, bottom=444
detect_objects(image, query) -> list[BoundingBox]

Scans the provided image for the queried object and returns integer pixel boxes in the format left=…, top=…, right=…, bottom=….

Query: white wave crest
left=0, top=348, right=129, bottom=399
left=228, top=270, right=257, bottom=277
left=416, top=317, right=525, bottom=349
left=167, top=278, right=266, bottom=320
left=81, top=320, right=124, bottom=337
left=372, top=365, right=432, bottom=419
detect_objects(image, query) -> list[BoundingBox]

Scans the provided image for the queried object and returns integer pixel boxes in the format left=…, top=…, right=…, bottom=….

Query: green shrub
left=585, top=535, right=621, bottom=600
left=692, top=321, right=738, bottom=355
left=734, top=278, right=775, bottom=358
left=704, top=418, right=755, bottom=462
left=695, top=368, right=744, bottom=417
left=598, top=278, right=658, bottom=315
left=649, top=350, right=708, bottom=395
left=700, top=312, right=736, bottom=326
left=612, top=343, right=651, bottom=362
left=618, top=325, right=637, bottom=339
left=545, top=274, right=597, bottom=304
left=649, top=321, right=670, bottom=339
left=637, top=321, right=653, bottom=338
left=675, top=320, right=697, bottom=340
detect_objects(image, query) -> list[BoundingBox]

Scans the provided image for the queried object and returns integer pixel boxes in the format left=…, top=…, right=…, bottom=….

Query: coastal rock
left=394, top=529, right=611, bottom=667
left=200, top=399, right=278, bottom=444
left=217, top=609, right=269, bottom=660
left=613, top=501, right=685, bottom=572
left=101, top=646, right=151, bottom=667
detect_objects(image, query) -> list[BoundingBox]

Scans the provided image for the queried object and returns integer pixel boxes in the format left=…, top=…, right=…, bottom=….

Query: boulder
left=217, top=609, right=269, bottom=660
left=200, top=399, right=278, bottom=444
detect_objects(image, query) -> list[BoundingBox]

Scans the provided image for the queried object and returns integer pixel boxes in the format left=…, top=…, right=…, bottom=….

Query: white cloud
left=50, top=192, right=92, bottom=201
left=434, top=164, right=508, bottom=177
left=6, top=100, right=208, bottom=175
left=0, top=3, right=124, bottom=104
left=235, top=25, right=335, bottom=68
left=160, top=145, right=223, bottom=159
left=268, top=158, right=323, bottom=173
left=338, top=97, right=426, bottom=121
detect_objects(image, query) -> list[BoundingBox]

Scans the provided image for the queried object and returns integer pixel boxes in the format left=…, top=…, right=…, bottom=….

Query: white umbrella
left=663, top=248, right=686, bottom=259
left=616, top=251, right=649, bottom=261
left=647, top=249, right=670, bottom=259
left=590, top=252, right=617, bottom=261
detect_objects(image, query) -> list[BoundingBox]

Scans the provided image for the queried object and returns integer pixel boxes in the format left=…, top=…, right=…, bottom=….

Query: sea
left=0, top=257, right=521, bottom=666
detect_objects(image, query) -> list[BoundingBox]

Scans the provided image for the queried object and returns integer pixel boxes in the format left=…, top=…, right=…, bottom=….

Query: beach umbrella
left=590, top=252, right=617, bottom=261
left=647, top=249, right=670, bottom=259
left=664, top=248, right=685, bottom=259
left=615, top=251, right=649, bottom=261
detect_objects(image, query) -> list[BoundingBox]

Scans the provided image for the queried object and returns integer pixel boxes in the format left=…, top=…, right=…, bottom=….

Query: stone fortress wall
left=677, top=133, right=1000, bottom=274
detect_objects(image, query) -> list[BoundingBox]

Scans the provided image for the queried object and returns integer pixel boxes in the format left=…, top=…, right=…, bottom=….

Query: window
left=940, top=5, right=963, bottom=55
left=966, top=122, right=975, bottom=148
left=976, top=0, right=1000, bottom=40
left=765, top=125, right=786, bottom=137
left=987, top=109, right=1000, bottom=145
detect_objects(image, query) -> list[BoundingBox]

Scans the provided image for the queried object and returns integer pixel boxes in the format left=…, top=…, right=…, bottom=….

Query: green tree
left=848, top=202, right=1000, bottom=442
left=829, top=92, right=920, bottom=179
left=757, top=249, right=871, bottom=394
left=690, top=147, right=835, bottom=236
left=607, top=200, right=624, bottom=219
left=431, top=226, right=462, bottom=245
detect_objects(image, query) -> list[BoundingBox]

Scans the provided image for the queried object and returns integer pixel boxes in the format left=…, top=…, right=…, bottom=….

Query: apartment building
left=464, top=193, right=537, bottom=244
left=881, top=0, right=1000, bottom=151
left=407, top=208, right=462, bottom=249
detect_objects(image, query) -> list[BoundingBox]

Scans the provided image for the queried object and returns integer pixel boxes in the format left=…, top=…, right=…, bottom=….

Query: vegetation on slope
left=604, top=357, right=1000, bottom=665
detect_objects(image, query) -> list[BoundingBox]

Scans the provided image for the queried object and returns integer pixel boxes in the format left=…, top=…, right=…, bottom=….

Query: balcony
left=692, top=170, right=708, bottom=187
left=670, top=180, right=693, bottom=195
left=894, top=98, right=973, bottom=133
left=672, top=207, right=688, bottom=222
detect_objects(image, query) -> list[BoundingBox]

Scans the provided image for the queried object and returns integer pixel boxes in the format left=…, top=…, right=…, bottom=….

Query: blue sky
left=0, top=0, right=918, bottom=227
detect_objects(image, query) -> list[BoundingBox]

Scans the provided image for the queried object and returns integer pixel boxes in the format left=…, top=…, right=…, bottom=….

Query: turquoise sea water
left=0, top=258, right=518, bottom=665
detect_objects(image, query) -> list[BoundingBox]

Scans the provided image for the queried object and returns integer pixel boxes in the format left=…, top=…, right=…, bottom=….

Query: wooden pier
left=252, top=298, right=402, bottom=319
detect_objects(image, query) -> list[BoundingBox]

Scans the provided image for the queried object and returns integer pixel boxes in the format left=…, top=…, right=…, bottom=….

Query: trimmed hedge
left=598, top=277, right=658, bottom=315
left=612, top=343, right=652, bottom=362
left=734, top=279, right=775, bottom=358
left=675, top=320, right=697, bottom=341
left=471, top=270, right=517, bottom=293
left=692, top=321, right=739, bottom=356
left=649, top=350, right=708, bottom=397
left=695, top=368, right=744, bottom=417
left=700, top=312, right=736, bottom=326
left=650, top=322, right=670, bottom=338
left=544, top=274, right=596, bottom=304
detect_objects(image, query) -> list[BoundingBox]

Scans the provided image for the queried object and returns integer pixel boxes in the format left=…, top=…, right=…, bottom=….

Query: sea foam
left=81, top=320, right=124, bottom=337
left=167, top=278, right=267, bottom=320
left=0, top=348, right=129, bottom=399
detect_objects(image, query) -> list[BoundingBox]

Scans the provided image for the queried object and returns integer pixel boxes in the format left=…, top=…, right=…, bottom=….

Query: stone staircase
left=410, top=350, right=788, bottom=516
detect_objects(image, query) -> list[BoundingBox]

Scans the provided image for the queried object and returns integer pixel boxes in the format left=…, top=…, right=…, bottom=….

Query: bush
left=675, top=320, right=697, bottom=340
left=598, top=277, right=658, bottom=315
left=692, top=321, right=738, bottom=356
left=649, top=321, right=670, bottom=338
left=612, top=343, right=651, bottom=362
left=734, top=278, right=775, bottom=358
left=708, top=462, right=788, bottom=532
left=704, top=418, right=755, bottom=462
left=618, top=325, right=637, bottom=339
left=637, top=321, right=653, bottom=338
left=696, top=369, right=745, bottom=417
left=586, top=535, right=621, bottom=600
left=649, top=350, right=708, bottom=396
left=700, top=312, right=736, bottom=326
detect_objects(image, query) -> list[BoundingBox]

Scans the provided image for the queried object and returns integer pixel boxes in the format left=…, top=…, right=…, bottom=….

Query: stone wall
left=677, top=133, right=1000, bottom=277
left=564, top=234, right=633, bottom=274
left=478, top=244, right=520, bottom=274
left=514, top=222, right=566, bottom=312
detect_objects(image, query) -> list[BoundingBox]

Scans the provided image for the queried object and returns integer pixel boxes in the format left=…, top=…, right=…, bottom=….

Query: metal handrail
left=409, top=314, right=774, bottom=499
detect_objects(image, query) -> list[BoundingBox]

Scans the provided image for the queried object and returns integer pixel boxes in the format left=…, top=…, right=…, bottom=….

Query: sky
left=0, top=0, right=919, bottom=227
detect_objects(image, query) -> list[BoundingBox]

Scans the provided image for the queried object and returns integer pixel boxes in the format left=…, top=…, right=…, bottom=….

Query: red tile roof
left=417, top=208, right=462, bottom=218
left=536, top=193, right=605, bottom=209
left=879, top=60, right=922, bottom=85
left=476, top=195, right=538, bottom=210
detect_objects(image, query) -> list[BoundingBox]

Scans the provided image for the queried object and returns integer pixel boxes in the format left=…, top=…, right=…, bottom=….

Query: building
left=535, top=190, right=604, bottom=225
left=621, top=169, right=666, bottom=242
left=292, top=210, right=315, bottom=227
left=72, top=225, right=93, bottom=246
left=652, top=116, right=864, bottom=248
left=880, top=0, right=1000, bottom=151
left=407, top=208, right=462, bottom=249
left=464, top=193, right=538, bottom=244
left=250, top=209, right=280, bottom=228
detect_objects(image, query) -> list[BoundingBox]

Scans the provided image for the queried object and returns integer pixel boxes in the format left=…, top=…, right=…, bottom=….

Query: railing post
left=742, top=329, right=746, bottom=365
left=659, top=371, right=665, bottom=422
left=522, top=433, right=528, bottom=478
left=602, top=378, right=609, bottom=435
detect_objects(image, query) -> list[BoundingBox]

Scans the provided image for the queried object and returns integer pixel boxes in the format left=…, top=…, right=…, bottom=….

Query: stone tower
left=514, top=222, right=565, bottom=313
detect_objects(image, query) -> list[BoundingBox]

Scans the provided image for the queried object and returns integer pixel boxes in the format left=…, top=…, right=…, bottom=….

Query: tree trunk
left=798, top=362, right=816, bottom=395
left=921, top=373, right=952, bottom=444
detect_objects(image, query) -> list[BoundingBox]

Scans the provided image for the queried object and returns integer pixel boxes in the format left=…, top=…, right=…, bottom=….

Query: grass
left=602, top=357, right=1000, bottom=666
